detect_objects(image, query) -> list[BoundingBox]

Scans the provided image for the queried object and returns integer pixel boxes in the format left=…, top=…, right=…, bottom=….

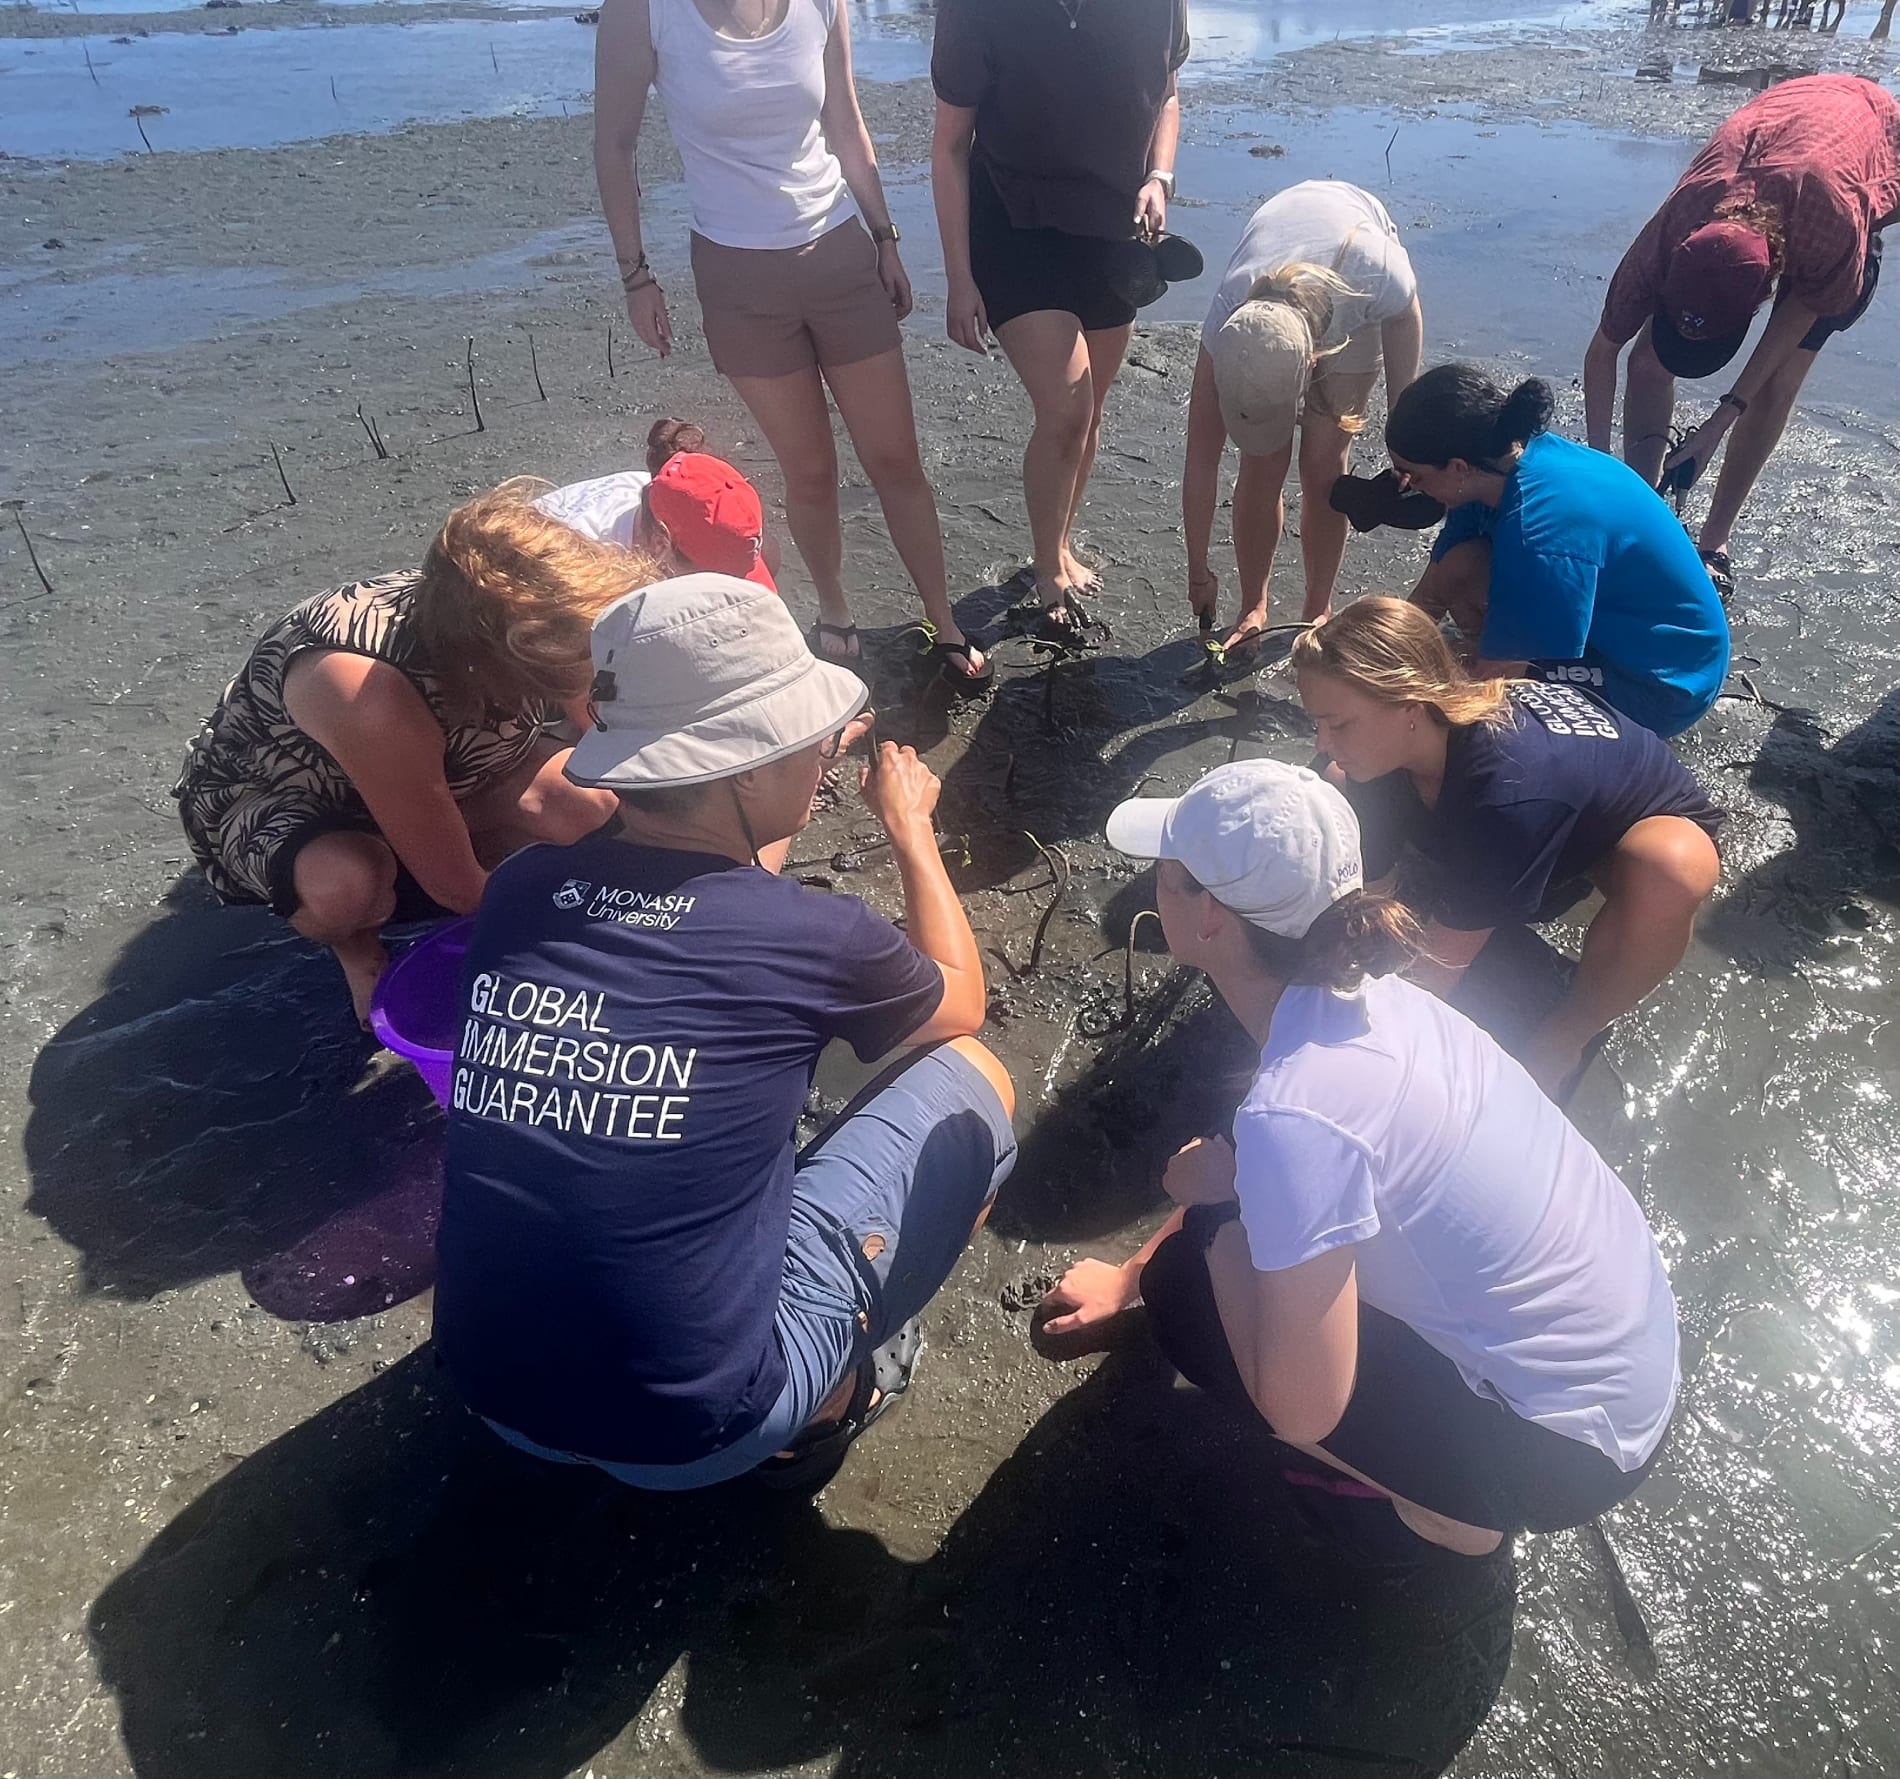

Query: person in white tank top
left=593, top=0, right=993, bottom=689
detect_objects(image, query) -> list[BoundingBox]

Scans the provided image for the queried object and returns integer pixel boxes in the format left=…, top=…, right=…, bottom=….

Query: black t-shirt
left=433, top=831, right=945, bottom=1465
left=931, top=0, right=1190, bottom=240
left=1341, top=683, right=1723, bottom=933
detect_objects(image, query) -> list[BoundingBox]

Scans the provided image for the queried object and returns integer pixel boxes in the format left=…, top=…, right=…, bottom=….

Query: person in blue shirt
left=1293, top=597, right=1723, bottom=1099
left=1385, top=364, right=1730, bottom=738
left=433, top=571, right=1017, bottom=1494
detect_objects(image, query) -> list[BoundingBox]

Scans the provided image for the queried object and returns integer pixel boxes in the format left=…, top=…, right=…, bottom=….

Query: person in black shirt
left=1292, top=597, right=1722, bottom=1100
left=931, top=0, right=1188, bottom=636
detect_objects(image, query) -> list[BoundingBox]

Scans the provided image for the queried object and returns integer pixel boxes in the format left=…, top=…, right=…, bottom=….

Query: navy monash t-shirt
left=432, top=829, right=944, bottom=1466
left=1342, top=682, right=1723, bottom=933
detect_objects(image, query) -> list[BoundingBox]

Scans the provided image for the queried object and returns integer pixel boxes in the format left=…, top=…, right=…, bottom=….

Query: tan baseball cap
left=1209, top=301, right=1314, bottom=458
left=565, top=572, right=868, bottom=789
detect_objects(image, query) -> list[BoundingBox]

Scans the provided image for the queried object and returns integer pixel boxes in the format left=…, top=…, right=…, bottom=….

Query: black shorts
left=1799, top=230, right=1882, bottom=352
left=968, top=158, right=1138, bottom=335
left=1140, top=1204, right=1668, bottom=1534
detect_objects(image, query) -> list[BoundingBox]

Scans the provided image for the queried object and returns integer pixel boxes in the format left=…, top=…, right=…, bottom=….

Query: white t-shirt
left=649, top=0, right=858, bottom=251
left=1231, top=975, right=1679, bottom=1472
left=534, top=471, right=652, bottom=548
left=1202, top=180, right=1418, bottom=354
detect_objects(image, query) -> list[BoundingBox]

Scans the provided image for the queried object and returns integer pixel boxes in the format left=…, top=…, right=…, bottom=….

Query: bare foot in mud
left=1060, top=545, right=1103, bottom=597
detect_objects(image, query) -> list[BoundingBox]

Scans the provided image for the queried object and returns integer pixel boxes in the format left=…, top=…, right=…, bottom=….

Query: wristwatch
left=870, top=222, right=901, bottom=245
left=1146, top=168, right=1176, bottom=197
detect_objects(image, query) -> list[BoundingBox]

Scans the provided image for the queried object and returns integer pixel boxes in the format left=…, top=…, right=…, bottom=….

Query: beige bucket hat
left=565, top=572, right=869, bottom=789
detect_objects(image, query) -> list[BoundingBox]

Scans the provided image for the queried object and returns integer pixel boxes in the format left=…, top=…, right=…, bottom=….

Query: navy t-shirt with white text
left=433, top=830, right=945, bottom=1465
left=1340, top=683, right=1723, bottom=932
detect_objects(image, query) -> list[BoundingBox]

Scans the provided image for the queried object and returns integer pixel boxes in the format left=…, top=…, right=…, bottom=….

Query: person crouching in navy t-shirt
left=433, top=571, right=1017, bottom=1494
left=1386, top=365, right=1729, bottom=738
left=1294, top=597, right=1723, bottom=1101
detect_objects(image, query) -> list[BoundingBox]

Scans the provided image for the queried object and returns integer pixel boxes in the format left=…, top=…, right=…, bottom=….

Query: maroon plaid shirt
left=1601, top=73, right=1900, bottom=343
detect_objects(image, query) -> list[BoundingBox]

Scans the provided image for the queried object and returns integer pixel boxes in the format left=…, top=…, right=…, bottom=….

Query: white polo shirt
left=535, top=471, right=652, bottom=549
left=1203, top=180, right=1417, bottom=354
left=1232, top=974, right=1679, bottom=1471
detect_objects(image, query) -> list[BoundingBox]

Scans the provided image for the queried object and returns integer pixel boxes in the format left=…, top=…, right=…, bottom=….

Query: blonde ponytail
left=1243, top=261, right=1372, bottom=433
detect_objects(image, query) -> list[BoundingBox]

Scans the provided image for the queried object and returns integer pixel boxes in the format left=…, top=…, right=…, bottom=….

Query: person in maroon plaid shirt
left=1583, top=74, right=1900, bottom=599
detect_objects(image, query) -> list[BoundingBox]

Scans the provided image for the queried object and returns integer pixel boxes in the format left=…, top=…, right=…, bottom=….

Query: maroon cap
left=1661, top=220, right=1775, bottom=343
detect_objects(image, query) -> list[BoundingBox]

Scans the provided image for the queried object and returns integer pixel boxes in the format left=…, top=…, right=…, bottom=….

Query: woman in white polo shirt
left=593, top=0, right=990, bottom=688
left=1038, top=760, right=1678, bottom=1560
left=1185, top=181, right=1423, bottom=655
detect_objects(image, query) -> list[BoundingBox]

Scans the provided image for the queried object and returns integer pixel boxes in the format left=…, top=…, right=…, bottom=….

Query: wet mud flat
left=6, top=5, right=1900, bottom=1776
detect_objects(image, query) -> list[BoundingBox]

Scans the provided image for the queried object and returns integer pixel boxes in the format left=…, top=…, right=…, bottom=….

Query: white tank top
left=649, top=0, right=858, bottom=251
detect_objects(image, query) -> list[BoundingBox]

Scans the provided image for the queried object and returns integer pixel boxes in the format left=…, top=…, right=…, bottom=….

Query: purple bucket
left=369, top=917, right=473, bottom=1109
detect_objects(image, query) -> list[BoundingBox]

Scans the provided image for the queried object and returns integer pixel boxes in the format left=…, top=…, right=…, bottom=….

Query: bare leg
left=822, top=346, right=985, bottom=676
left=995, top=308, right=1094, bottom=615
left=1697, top=346, right=1816, bottom=558
left=1411, top=537, right=1493, bottom=642
left=1229, top=444, right=1293, bottom=645
left=288, top=830, right=400, bottom=1025
left=727, top=364, right=855, bottom=655
left=1521, top=813, right=1722, bottom=1096
left=1295, top=416, right=1356, bottom=623
left=1183, top=347, right=1229, bottom=623
left=1622, top=323, right=1677, bottom=486
left=1059, top=322, right=1135, bottom=593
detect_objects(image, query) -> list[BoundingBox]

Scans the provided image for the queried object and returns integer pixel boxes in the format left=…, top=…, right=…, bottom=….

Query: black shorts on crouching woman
left=1141, top=1204, right=1669, bottom=1534
left=968, top=159, right=1139, bottom=335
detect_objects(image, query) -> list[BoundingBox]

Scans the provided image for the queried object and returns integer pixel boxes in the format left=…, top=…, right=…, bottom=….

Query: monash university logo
left=552, top=879, right=592, bottom=911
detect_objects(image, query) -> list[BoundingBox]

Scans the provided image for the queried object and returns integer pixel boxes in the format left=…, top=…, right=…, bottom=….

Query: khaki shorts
left=1305, top=322, right=1383, bottom=429
left=690, top=218, right=903, bottom=381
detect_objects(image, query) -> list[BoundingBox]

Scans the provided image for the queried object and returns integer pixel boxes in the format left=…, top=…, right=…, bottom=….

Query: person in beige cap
left=1184, top=182, right=1422, bottom=657
left=433, top=571, right=1016, bottom=1495
left=1036, top=759, right=1679, bottom=1564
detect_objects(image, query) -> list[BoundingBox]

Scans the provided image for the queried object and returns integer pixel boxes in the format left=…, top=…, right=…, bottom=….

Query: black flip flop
left=1103, top=232, right=1205, bottom=310
left=807, top=618, right=860, bottom=663
left=1329, top=468, right=1446, bottom=534
left=1698, top=548, right=1735, bottom=602
left=754, top=1318, right=921, bottom=1495
left=928, top=635, right=995, bottom=692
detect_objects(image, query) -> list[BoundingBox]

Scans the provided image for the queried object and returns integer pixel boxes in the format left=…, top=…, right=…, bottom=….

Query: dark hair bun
left=1493, top=378, right=1554, bottom=453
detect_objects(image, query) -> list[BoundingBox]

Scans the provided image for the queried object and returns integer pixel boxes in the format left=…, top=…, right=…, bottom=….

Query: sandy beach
left=6, top=3, right=1900, bottom=1772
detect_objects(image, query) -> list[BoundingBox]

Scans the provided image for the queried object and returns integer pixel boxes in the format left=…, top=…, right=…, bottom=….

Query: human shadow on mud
left=91, top=1344, right=1515, bottom=1779
left=1701, top=688, right=1900, bottom=971
left=22, top=878, right=447, bottom=1319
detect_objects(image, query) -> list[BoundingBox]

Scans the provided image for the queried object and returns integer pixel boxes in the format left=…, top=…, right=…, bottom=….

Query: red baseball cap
left=645, top=453, right=776, bottom=592
left=1652, top=220, right=1775, bottom=378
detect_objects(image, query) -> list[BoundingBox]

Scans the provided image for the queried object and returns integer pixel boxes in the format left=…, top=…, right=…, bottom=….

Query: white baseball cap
left=1209, top=301, right=1314, bottom=458
left=1105, top=760, right=1362, bottom=938
left=566, top=571, right=868, bottom=789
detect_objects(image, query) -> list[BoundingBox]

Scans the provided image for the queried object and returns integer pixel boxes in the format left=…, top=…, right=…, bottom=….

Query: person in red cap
left=1583, top=73, right=1900, bottom=599
left=537, top=450, right=778, bottom=591
left=646, top=451, right=779, bottom=591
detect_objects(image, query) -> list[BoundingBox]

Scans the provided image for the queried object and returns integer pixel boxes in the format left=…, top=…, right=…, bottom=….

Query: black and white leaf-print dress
left=173, top=573, right=546, bottom=911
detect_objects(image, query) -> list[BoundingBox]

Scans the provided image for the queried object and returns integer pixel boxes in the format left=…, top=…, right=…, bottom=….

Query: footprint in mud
left=999, top=1270, right=1060, bottom=1315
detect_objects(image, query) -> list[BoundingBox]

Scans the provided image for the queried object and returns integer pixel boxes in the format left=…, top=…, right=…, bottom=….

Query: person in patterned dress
left=174, top=481, right=655, bottom=1021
